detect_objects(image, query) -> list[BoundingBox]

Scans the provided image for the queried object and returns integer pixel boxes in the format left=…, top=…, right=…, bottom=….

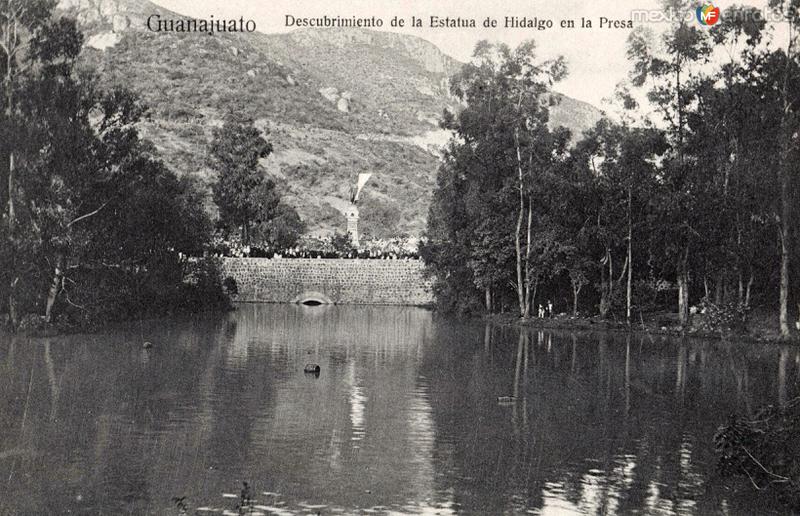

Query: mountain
left=59, top=0, right=604, bottom=238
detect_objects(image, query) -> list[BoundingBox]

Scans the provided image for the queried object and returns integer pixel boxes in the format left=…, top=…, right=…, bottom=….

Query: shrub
left=696, top=297, right=750, bottom=333
left=715, top=398, right=800, bottom=511
left=330, top=231, right=355, bottom=255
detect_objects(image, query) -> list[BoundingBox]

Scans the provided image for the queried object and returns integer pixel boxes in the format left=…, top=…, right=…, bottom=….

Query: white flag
left=354, top=173, right=372, bottom=202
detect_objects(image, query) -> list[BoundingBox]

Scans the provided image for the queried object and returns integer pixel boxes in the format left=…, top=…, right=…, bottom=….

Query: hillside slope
left=60, top=0, right=604, bottom=238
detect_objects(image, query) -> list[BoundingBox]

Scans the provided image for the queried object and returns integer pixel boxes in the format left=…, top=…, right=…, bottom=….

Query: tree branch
left=66, top=201, right=110, bottom=228
left=740, top=444, right=791, bottom=482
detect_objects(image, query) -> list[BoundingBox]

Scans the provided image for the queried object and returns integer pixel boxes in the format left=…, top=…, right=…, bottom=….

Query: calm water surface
left=0, top=304, right=797, bottom=515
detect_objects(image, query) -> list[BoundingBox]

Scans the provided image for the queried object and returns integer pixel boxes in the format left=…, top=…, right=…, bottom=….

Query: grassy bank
left=485, top=309, right=799, bottom=344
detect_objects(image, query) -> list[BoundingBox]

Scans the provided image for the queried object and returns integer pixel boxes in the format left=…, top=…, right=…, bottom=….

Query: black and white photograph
left=1, top=0, right=800, bottom=514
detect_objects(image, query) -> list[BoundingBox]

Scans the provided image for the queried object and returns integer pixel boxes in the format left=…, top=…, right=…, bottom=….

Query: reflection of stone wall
left=221, top=258, right=433, bottom=305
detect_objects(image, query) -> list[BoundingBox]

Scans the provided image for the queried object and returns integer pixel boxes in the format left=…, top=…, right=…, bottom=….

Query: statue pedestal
left=346, top=206, right=359, bottom=248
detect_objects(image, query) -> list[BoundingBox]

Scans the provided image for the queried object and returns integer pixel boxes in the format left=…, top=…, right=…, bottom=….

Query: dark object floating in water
left=142, top=341, right=153, bottom=349
left=304, top=363, right=321, bottom=374
left=497, top=396, right=517, bottom=404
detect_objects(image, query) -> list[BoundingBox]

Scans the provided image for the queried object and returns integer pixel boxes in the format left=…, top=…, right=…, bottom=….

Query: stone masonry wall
left=220, top=258, right=433, bottom=306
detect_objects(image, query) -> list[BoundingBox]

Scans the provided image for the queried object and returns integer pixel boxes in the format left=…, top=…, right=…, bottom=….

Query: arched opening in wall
left=291, top=291, right=334, bottom=305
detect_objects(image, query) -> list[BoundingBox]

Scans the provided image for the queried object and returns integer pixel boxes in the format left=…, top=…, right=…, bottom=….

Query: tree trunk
left=714, top=271, right=723, bottom=305
left=572, top=282, right=581, bottom=317
left=626, top=187, right=633, bottom=324
left=44, top=254, right=64, bottom=324
left=514, top=129, right=525, bottom=318
left=677, top=57, right=683, bottom=159
left=738, top=270, right=744, bottom=305
left=8, top=276, right=18, bottom=330
left=607, top=249, right=613, bottom=311
left=778, top=25, right=794, bottom=339
left=5, top=48, right=17, bottom=328
left=677, top=249, right=690, bottom=327
left=779, top=210, right=790, bottom=337
left=7, top=152, right=13, bottom=222
left=485, top=286, right=492, bottom=313
left=599, top=247, right=612, bottom=319
left=522, top=198, right=533, bottom=318
left=778, top=117, right=791, bottom=336
left=515, top=199, right=524, bottom=317
left=6, top=152, right=16, bottom=329
left=745, top=272, right=754, bottom=309
left=5, top=19, right=15, bottom=223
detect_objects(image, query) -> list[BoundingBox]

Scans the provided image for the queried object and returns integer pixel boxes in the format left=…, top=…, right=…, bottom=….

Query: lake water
left=0, top=304, right=797, bottom=515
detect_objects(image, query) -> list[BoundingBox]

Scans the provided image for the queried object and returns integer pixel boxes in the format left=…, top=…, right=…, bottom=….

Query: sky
left=151, top=0, right=785, bottom=109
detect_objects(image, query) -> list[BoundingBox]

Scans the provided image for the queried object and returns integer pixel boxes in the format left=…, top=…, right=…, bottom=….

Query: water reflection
left=0, top=305, right=797, bottom=515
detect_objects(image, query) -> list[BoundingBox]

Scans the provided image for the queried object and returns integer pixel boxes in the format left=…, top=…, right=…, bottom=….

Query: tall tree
left=209, top=120, right=277, bottom=244
left=435, top=40, right=566, bottom=318
left=573, top=119, right=665, bottom=321
left=627, top=0, right=711, bottom=326
left=0, top=6, right=222, bottom=328
left=0, top=0, right=64, bottom=326
left=768, top=0, right=800, bottom=338
left=688, top=7, right=775, bottom=311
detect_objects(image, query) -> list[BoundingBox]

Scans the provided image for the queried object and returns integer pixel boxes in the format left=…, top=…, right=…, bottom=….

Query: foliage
left=421, top=15, right=800, bottom=336
left=0, top=3, right=230, bottom=330
left=715, top=398, right=800, bottom=511
left=696, top=297, right=750, bottom=334
left=329, top=231, right=355, bottom=255
left=209, top=120, right=275, bottom=243
left=423, top=40, right=569, bottom=316
left=358, top=194, right=403, bottom=240
left=253, top=202, right=305, bottom=249
left=209, top=120, right=305, bottom=250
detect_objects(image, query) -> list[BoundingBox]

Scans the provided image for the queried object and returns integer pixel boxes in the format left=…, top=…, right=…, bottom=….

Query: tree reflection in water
left=0, top=305, right=796, bottom=515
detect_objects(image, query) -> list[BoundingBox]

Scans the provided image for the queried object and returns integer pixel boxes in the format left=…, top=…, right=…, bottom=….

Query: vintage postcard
left=1, top=0, right=799, bottom=514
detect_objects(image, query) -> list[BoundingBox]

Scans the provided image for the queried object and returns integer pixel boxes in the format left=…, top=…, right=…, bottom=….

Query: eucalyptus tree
left=0, top=3, right=219, bottom=327
left=573, top=119, right=665, bottom=321
left=441, top=40, right=567, bottom=318
left=626, top=0, right=712, bottom=326
left=767, top=0, right=800, bottom=338
left=686, top=6, right=776, bottom=309
left=0, top=0, right=67, bottom=326
left=17, top=66, right=213, bottom=324
left=696, top=2, right=799, bottom=336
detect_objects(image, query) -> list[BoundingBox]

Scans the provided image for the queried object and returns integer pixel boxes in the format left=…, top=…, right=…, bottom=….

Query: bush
left=222, top=276, right=238, bottom=297
left=253, top=203, right=305, bottom=249
left=715, top=398, right=800, bottom=511
left=181, top=258, right=234, bottom=312
left=696, top=297, right=750, bottom=333
left=330, top=231, right=355, bottom=255
left=52, top=258, right=232, bottom=330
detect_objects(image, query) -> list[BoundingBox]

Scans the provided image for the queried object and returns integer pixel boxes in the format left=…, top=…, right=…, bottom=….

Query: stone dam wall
left=220, top=258, right=434, bottom=306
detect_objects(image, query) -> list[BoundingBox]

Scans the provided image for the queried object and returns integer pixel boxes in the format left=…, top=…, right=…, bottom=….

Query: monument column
left=346, top=205, right=360, bottom=247
left=346, top=172, right=371, bottom=249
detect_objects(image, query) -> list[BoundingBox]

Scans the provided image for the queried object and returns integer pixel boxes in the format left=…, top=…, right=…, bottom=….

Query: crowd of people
left=271, top=247, right=420, bottom=260
left=208, top=236, right=421, bottom=260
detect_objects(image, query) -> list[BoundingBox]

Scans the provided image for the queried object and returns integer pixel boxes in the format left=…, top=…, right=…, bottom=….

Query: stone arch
left=291, top=291, right=334, bottom=305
